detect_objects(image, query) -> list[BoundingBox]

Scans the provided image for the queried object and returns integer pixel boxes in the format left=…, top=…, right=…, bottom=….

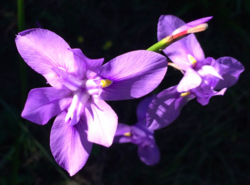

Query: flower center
left=52, top=67, right=113, bottom=126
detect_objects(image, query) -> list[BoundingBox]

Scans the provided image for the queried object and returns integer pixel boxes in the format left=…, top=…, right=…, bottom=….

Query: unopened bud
left=187, top=23, right=208, bottom=34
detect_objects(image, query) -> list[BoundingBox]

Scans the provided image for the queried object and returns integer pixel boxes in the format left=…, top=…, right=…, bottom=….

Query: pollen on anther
left=180, top=91, right=191, bottom=97
left=124, top=132, right=132, bottom=137
left=100, top=79, right=113, bottom=88
left=187, top=54, right=197, bottom=66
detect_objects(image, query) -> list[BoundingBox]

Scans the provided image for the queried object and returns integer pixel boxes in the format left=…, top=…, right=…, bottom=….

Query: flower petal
left=147, top=86, right=192, bottom=130
left=136, top=95, right=156, bottom=121
left=15, top=29, right=82, bottom=87
left=71, top=48, right=104, bottom=76
left=114, top=123, right=132, bottom=143
left=99, top=50, right=167, bottom=100
left=137, top=141, right=160, bottom=166
left=214, top=57, right=244, bottom=89
left=177, top=67, right=202, bottom=92
left=198, top=65, right=223, bottom=79
left=131, top=124, right=148, bottom=145
left=157, top=15, right=185, bottom=40
left=165, top=35, right=205, bottom=70
left=50, top=112, right=92, bottom=176
left=196, top=87, right=227, bottom=106
left=21, top=87, right=71, bottom=125
left=85, top=98, right=118, bottom=147
left=157, top=15, right=205, bottom=70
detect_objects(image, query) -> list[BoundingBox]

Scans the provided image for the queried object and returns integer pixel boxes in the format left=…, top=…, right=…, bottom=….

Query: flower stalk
left=147, top=23, right=208, bottom=52
left=17, top=0, right=27, bottom=103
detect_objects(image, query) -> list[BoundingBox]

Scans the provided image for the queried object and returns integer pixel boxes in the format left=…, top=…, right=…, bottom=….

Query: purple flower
left=146, top=15, right=244, bottom=130
left=114, top=96, right=160, bottom=165
left=159, top=15, right=244, bottom=105
left=15, top=29, right=168, bottom=175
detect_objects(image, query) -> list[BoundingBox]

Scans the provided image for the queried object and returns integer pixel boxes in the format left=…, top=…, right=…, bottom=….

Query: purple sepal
left=71, top=48, right=104, bottom=76
left=147, top=86, right=192, bottom=130
left=85, top=99, right=118, bottom=147
left=50, top=112, right=92, bottom=176
left=177, top=67, right=202, bottom=92
left=136, top=95, right=156, bottom=121
left=114, top=123, right=132, bottom=143
left=137, top=140, right=160, bottom=166
left=213, top=57, right=245, bottom=89
left=99, top=50, right=167, bottom=100
left=15, top=29, right=81, bottom=88
left=21, top=87, right=71, bottom=125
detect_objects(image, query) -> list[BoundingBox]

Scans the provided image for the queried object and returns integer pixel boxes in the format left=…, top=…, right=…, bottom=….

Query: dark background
left=0, top=0, right=250, bottom=184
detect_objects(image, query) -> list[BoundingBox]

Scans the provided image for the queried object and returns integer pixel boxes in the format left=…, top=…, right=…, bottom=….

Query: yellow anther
left=124, top=132, right=132, bottom=137
left=187, top=54, right=197, bottom=66
left=180, top=92, right=191, bottom=97
left=100, top=79, right=113, bottom=88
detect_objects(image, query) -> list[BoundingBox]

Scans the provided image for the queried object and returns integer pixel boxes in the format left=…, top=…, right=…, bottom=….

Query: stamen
left=168, top=62, right=182, bottom=71
left=100, top=79, right=113, bottom=88
left=124, top=132, right=132, bottom=137
left=180, top=92, right=191, bottom=97
left=187, top=54, right=197, bottom=66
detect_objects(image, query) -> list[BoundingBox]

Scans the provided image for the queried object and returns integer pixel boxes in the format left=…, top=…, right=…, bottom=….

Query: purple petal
left=196, top=87, right=227, bottom=106
left=136, top=95, right=156, bottom=121
left=21, top=87, right=71, bottom=125
left=157, top=15, right=185, bottom=41
left=71, top=48, right=104, bottom=76
left=52, top=67, right=84, bottom=91
left=157, top=15, right=205, bottom=70
left=198, top=65, right=222, bottom=79
left=115, top=123, right=131, bottom=136
left=195, top=57, right=215, bottom=69
left=177, top=67, right=202, bottom=92
left=164, top=35, right=205, bottom=70
left=131, top=124, right=149, bottom=145
left=137, top=141, right=160, bottom=165
left=114, top=123, right=132, bottom=143
left=85, top=98, right=118, bottom=147
left=15, top=29, right=83, bottom=87
left=50, top=112, right=92, bottom=176
left=147, top=86, right=191, bottom=130
left=214, top=57, right=244, bottom=89
left=99, top=50, right=167, bottom=100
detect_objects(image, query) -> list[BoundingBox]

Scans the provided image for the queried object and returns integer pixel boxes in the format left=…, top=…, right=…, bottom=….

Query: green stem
left=12, top=1, right=26, bottom=184
left=17, top=0, right=25, bottom=31
left=17, top=0, right=27, bottom=103
left=147, top=23, right=208, bottom=52
left=147, top=33, right=187, bottom=53
left=146, top=37, right=170, bottom=52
